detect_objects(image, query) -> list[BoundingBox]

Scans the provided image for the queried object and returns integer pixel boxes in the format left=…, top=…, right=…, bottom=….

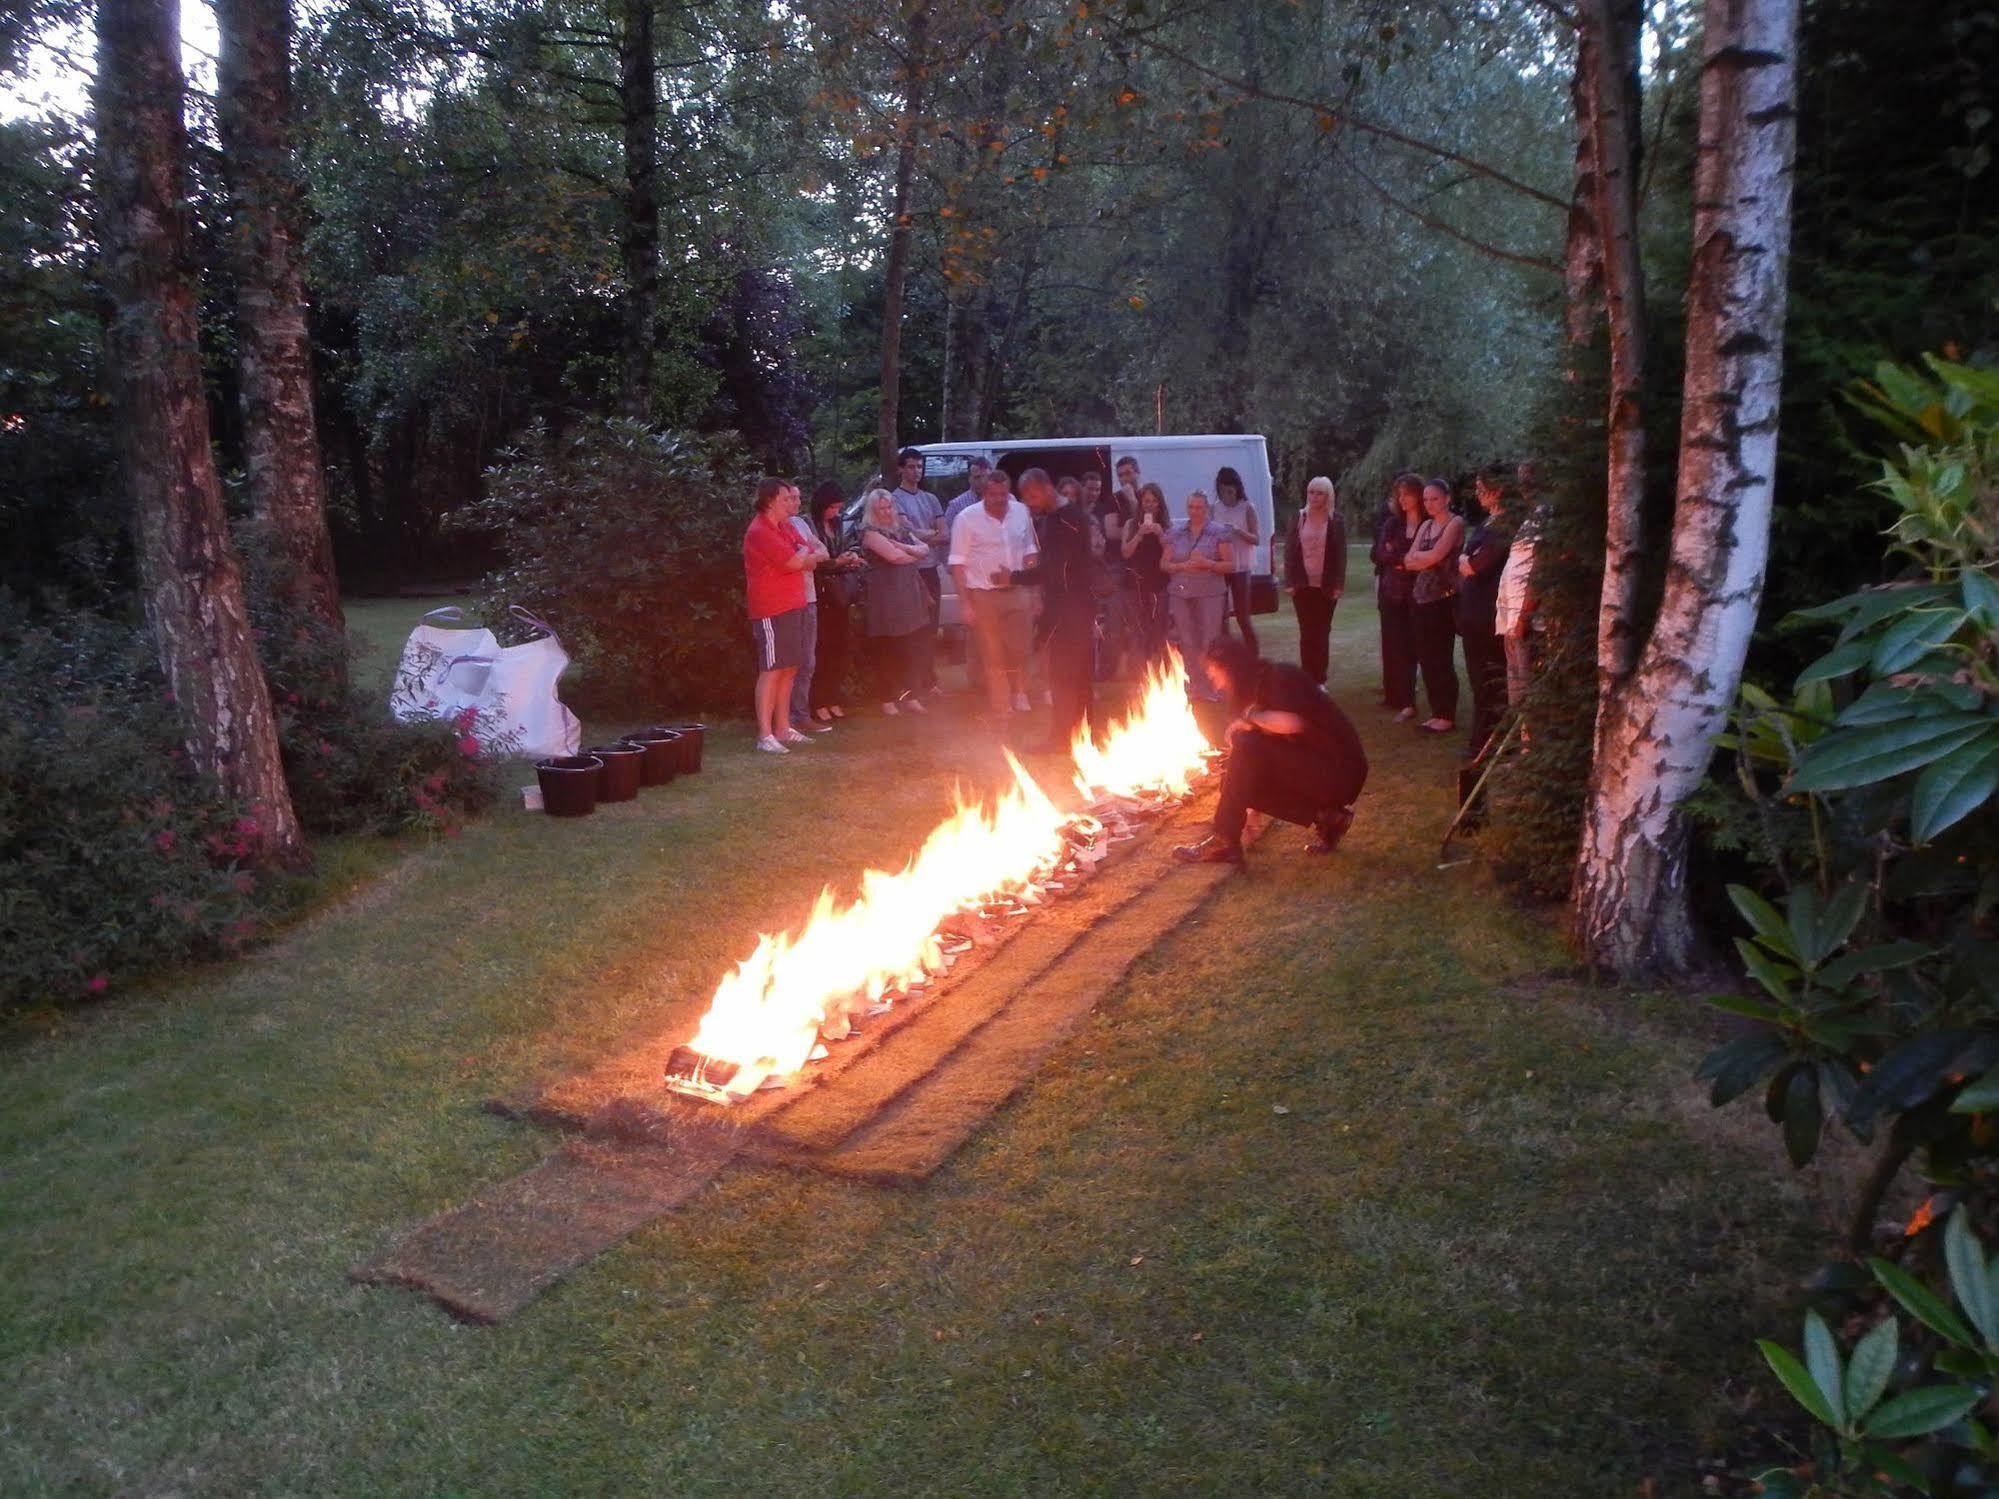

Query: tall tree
left=1573, top=0, right=1803, bottom=974
left=617, top=0, right=658, bottom=419
left=96, top=0, right=305, bottom=865
left=875, top=0, right=929, bottom=475
left=215, top=0, right=345, bottom=652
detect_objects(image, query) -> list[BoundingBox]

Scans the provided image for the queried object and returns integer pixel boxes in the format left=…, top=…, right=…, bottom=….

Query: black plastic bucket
left=670, top=722, right=706, bottom=774
left=625, top=728, right=683, bottom=787
left=585, top=743, right=644, bottom=803
left=536, top=755, right=603, bottom=817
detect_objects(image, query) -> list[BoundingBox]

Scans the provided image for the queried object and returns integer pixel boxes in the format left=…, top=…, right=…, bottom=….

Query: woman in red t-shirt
left=743, top=477, right=815, bottom=754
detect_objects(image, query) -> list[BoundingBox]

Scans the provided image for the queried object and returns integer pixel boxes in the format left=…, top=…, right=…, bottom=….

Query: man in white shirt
left=949, top=468, right=1039, bottom=719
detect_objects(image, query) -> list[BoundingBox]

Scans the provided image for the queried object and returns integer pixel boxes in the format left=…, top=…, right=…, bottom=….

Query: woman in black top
left=1120, top=481, right=1172, bottom=666
left=1402, top=477, right=1464, bottom=734
left=809, top=481, right=863, bottom=720
left=1455, top=466, right=1513, bottom=759
left=1370, top=473, right=1424, bottom=717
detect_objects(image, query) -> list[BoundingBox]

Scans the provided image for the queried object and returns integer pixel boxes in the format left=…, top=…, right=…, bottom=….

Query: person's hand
left=1332, top=589, right=1343, bottom=601
left=1457, top=556, right=1474, bottom=577
left=1227, top=716, right=1256, bottom=740
left=990, top=568, right=1011, bottom=586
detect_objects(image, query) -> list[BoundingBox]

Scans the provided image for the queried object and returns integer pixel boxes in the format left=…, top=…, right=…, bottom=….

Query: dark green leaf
left=1796, top=637, right=1873, bottom=685
left=1963, top=567, right=1999, bottom=628
left=1873, top=1257, right=1978, bottom=1347
left=1860, top=1031, right=1975, bottom=1113
left=1697, top=1031, right=1790, bottom=1107
left=1767, top=1063, right=1799, bottom=1124
left=1759, top=1339, right=1843, bottom=1429
left=1835, top=683, right=1935, bottom=727
left=1785, top=1064, right=1824, bottom=1167
left=1817, top=942, right=1936, bottom=991
left=1871, top=606, right=1968, bottom=674
left=1911, top=736, right=1999, bottom=844
left=1863, top=1384, right=1983, bottom=1439
left=1864, top=1446, right=1935, bottom=1494
left=1737, top=937, right=1802, bottom=1001
left=1950, top=1062, right=1999, bottom=1115
left=1707, top=992, right=1784, bottom=1023
left=1790, top=715, right=1994, bottom=794
left=1813, top=882, right=1872, bottom=965
left=1729, top=884, right=1796, bottom=956
left=1845, top=1317, right=1897, bottom=1420
left=1945, top=1208, right=1999, bottom=1347
left=1802, top=1309, right=1846, bottom=1426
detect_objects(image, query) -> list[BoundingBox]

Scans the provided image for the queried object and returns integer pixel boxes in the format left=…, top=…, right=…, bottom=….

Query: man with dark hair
left=1002, top=467, right=1095, bottom=753
left=1174, top=636, right=1369, bottom=864
left=892, top=447, right=947, bottom=695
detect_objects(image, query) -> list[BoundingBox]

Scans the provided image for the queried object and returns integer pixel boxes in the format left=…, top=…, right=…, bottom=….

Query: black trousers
left=1462, top=625, right=1505, bottom=759
left=1045, top=596, right=1096, bottom=747
left=811, top=600, right=851, bottom=711
left=869, top=630, right=917, bottom=702
left=1292, top=587, right=1337, bottom=685
left=1223, top=572, right=1259, bottom=653
left=914, top=568, right=941, bottom=690
left=1378, top=587, right=1416, bottom=709
left=1413, top=597, right=1460, bottom=722
left=1214, top=728, right=1367, bottom=843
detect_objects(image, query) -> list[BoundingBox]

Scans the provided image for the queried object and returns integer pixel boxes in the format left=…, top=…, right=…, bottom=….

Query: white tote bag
left=390, top=607, right=499, bottom=725
left=388, top=606, right=581, bottom=760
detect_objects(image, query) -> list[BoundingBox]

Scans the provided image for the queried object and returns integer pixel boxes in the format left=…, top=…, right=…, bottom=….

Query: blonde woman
left=859, top=488, right=932, bottom=715
left=1286, top=476, right=1347, bottom=685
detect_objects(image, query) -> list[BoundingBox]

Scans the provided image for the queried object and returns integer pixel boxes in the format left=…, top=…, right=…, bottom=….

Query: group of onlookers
left=1369, top=466, right=1539, bottom=760
left=744, top=450, right=1540, bottom=766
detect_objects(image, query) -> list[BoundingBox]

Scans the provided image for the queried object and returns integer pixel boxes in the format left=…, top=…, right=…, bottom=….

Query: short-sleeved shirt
left=949, top=499, right=1038, bottom=590
left=744, top=512, right=807, bottom=620
left=1162, top=521, right=1229, bottom=599
left=893, top=485, right=946, bottom=570
left=787, top=515, right=824, bottom=604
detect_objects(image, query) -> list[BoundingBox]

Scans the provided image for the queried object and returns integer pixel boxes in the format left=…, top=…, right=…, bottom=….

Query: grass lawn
left=0, top=576, right=1832, bottom=1496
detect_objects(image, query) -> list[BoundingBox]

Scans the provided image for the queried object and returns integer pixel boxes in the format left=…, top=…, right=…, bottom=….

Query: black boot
left=1173, top=834, right=1244, bottom=865
left=1305, top=806, right=1354, bottom=855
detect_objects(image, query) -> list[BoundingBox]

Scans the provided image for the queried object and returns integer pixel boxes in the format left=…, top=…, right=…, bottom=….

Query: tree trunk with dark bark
left=1574, top=0, right=1801, bottom=976
left=876, top=3, right=929, bottom=476
left=214, top=0, right=344, bottom=659
left=618, top=0, right=659, bottom=421
left=95, top=0, right=305, bottom=866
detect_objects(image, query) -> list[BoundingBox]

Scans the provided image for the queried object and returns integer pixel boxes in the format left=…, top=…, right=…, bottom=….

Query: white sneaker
left=781, top=729, right=812, bottom=745
left=1011, top=691, right=1030, bottom=713
left=902, top=696, right=928, bottom=715
left=882, top=701, right=899, bottom=716
left=756, top=735, right=788, bottom=754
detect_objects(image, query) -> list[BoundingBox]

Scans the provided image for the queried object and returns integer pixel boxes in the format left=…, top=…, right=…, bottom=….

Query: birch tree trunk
left=618, top=0, right=659, bottom=421
left=1581, top=0, right=1650, bottom=690
left=1574, top=0, right=1801, bottom=975
left=1563, top=17, right=1607, bottom=348
left=96, top=0, right=306, bottom=866
left=876, top=2, right=929, bottom=476
left=214, top=0, right=345, bottom=658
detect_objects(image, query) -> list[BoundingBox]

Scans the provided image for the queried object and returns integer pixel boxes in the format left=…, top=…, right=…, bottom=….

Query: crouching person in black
left=1174, top=637, right=1369, bottom=865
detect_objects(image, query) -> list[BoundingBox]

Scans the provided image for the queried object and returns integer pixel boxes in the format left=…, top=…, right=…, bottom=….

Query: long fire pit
left=660, top=656, right=1223, bottom=1110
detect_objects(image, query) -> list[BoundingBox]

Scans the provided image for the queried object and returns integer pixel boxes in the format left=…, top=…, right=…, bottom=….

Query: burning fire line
left=665, top=651, right=1219, bottom=1104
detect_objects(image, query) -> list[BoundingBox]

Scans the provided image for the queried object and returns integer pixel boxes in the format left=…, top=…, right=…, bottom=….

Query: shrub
left=0, top=604, right=274, bottom=1011
left=468, top=418, right=762, bottom=714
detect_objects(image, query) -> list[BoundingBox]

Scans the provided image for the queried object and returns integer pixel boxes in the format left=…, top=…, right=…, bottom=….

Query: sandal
left=1419, top=717, right=1456, bottom=734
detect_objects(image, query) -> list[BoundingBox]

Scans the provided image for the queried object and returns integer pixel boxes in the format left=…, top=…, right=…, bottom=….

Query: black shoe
left=1305, top=807, right=1354, bottom=855
left=1173, top=835, right=1244, bottom=866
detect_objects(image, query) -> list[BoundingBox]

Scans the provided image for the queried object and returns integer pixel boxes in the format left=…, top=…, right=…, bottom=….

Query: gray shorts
left=752, top=608, right=808, bottom=671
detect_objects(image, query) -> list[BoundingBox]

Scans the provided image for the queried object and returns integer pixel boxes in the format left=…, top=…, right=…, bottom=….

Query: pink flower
left=233, top=815, right=260, bottom=836
left=87, top=975, right=108, bottom=993
left=153, top=828, right=177, bottom=854
left=458, top=735, right=480, bottom=757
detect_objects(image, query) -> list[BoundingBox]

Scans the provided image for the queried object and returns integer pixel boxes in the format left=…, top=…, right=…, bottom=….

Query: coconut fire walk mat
left=356, top=789, right=1262, bottom=1323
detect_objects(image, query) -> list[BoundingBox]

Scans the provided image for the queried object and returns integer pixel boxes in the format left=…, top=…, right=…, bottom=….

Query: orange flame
left=681, top=668, right=1211, bottom=1086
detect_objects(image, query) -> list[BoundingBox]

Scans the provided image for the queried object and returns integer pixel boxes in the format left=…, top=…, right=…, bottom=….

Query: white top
left=1213, top=498, right=1257, bottom=572
left=1495, top=520, right=1539, bottom=633
left=788, top=515, right=824, bottom=603
left=948, top=499, right=1038, bottom=590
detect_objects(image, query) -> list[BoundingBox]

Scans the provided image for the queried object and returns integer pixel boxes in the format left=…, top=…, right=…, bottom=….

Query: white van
left=910, top=434, right=1278, bottom=628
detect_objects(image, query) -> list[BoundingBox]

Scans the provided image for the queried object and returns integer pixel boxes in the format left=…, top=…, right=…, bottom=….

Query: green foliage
left=471, top=419, right=761, bottom=714
left=0, top=604, right=274, bottom=1012
left=1756, top=1209, right=1999, bottom=1497
left=1698, top=358, right=1999, bottom=1200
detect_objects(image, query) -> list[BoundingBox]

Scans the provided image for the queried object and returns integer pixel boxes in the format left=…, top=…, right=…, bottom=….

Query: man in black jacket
left=1456, top=466, right=1514, bottom=760
left=1174, top=637, right=1369, bottom=865
left=1002, top=467, right=1095, bottom=753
